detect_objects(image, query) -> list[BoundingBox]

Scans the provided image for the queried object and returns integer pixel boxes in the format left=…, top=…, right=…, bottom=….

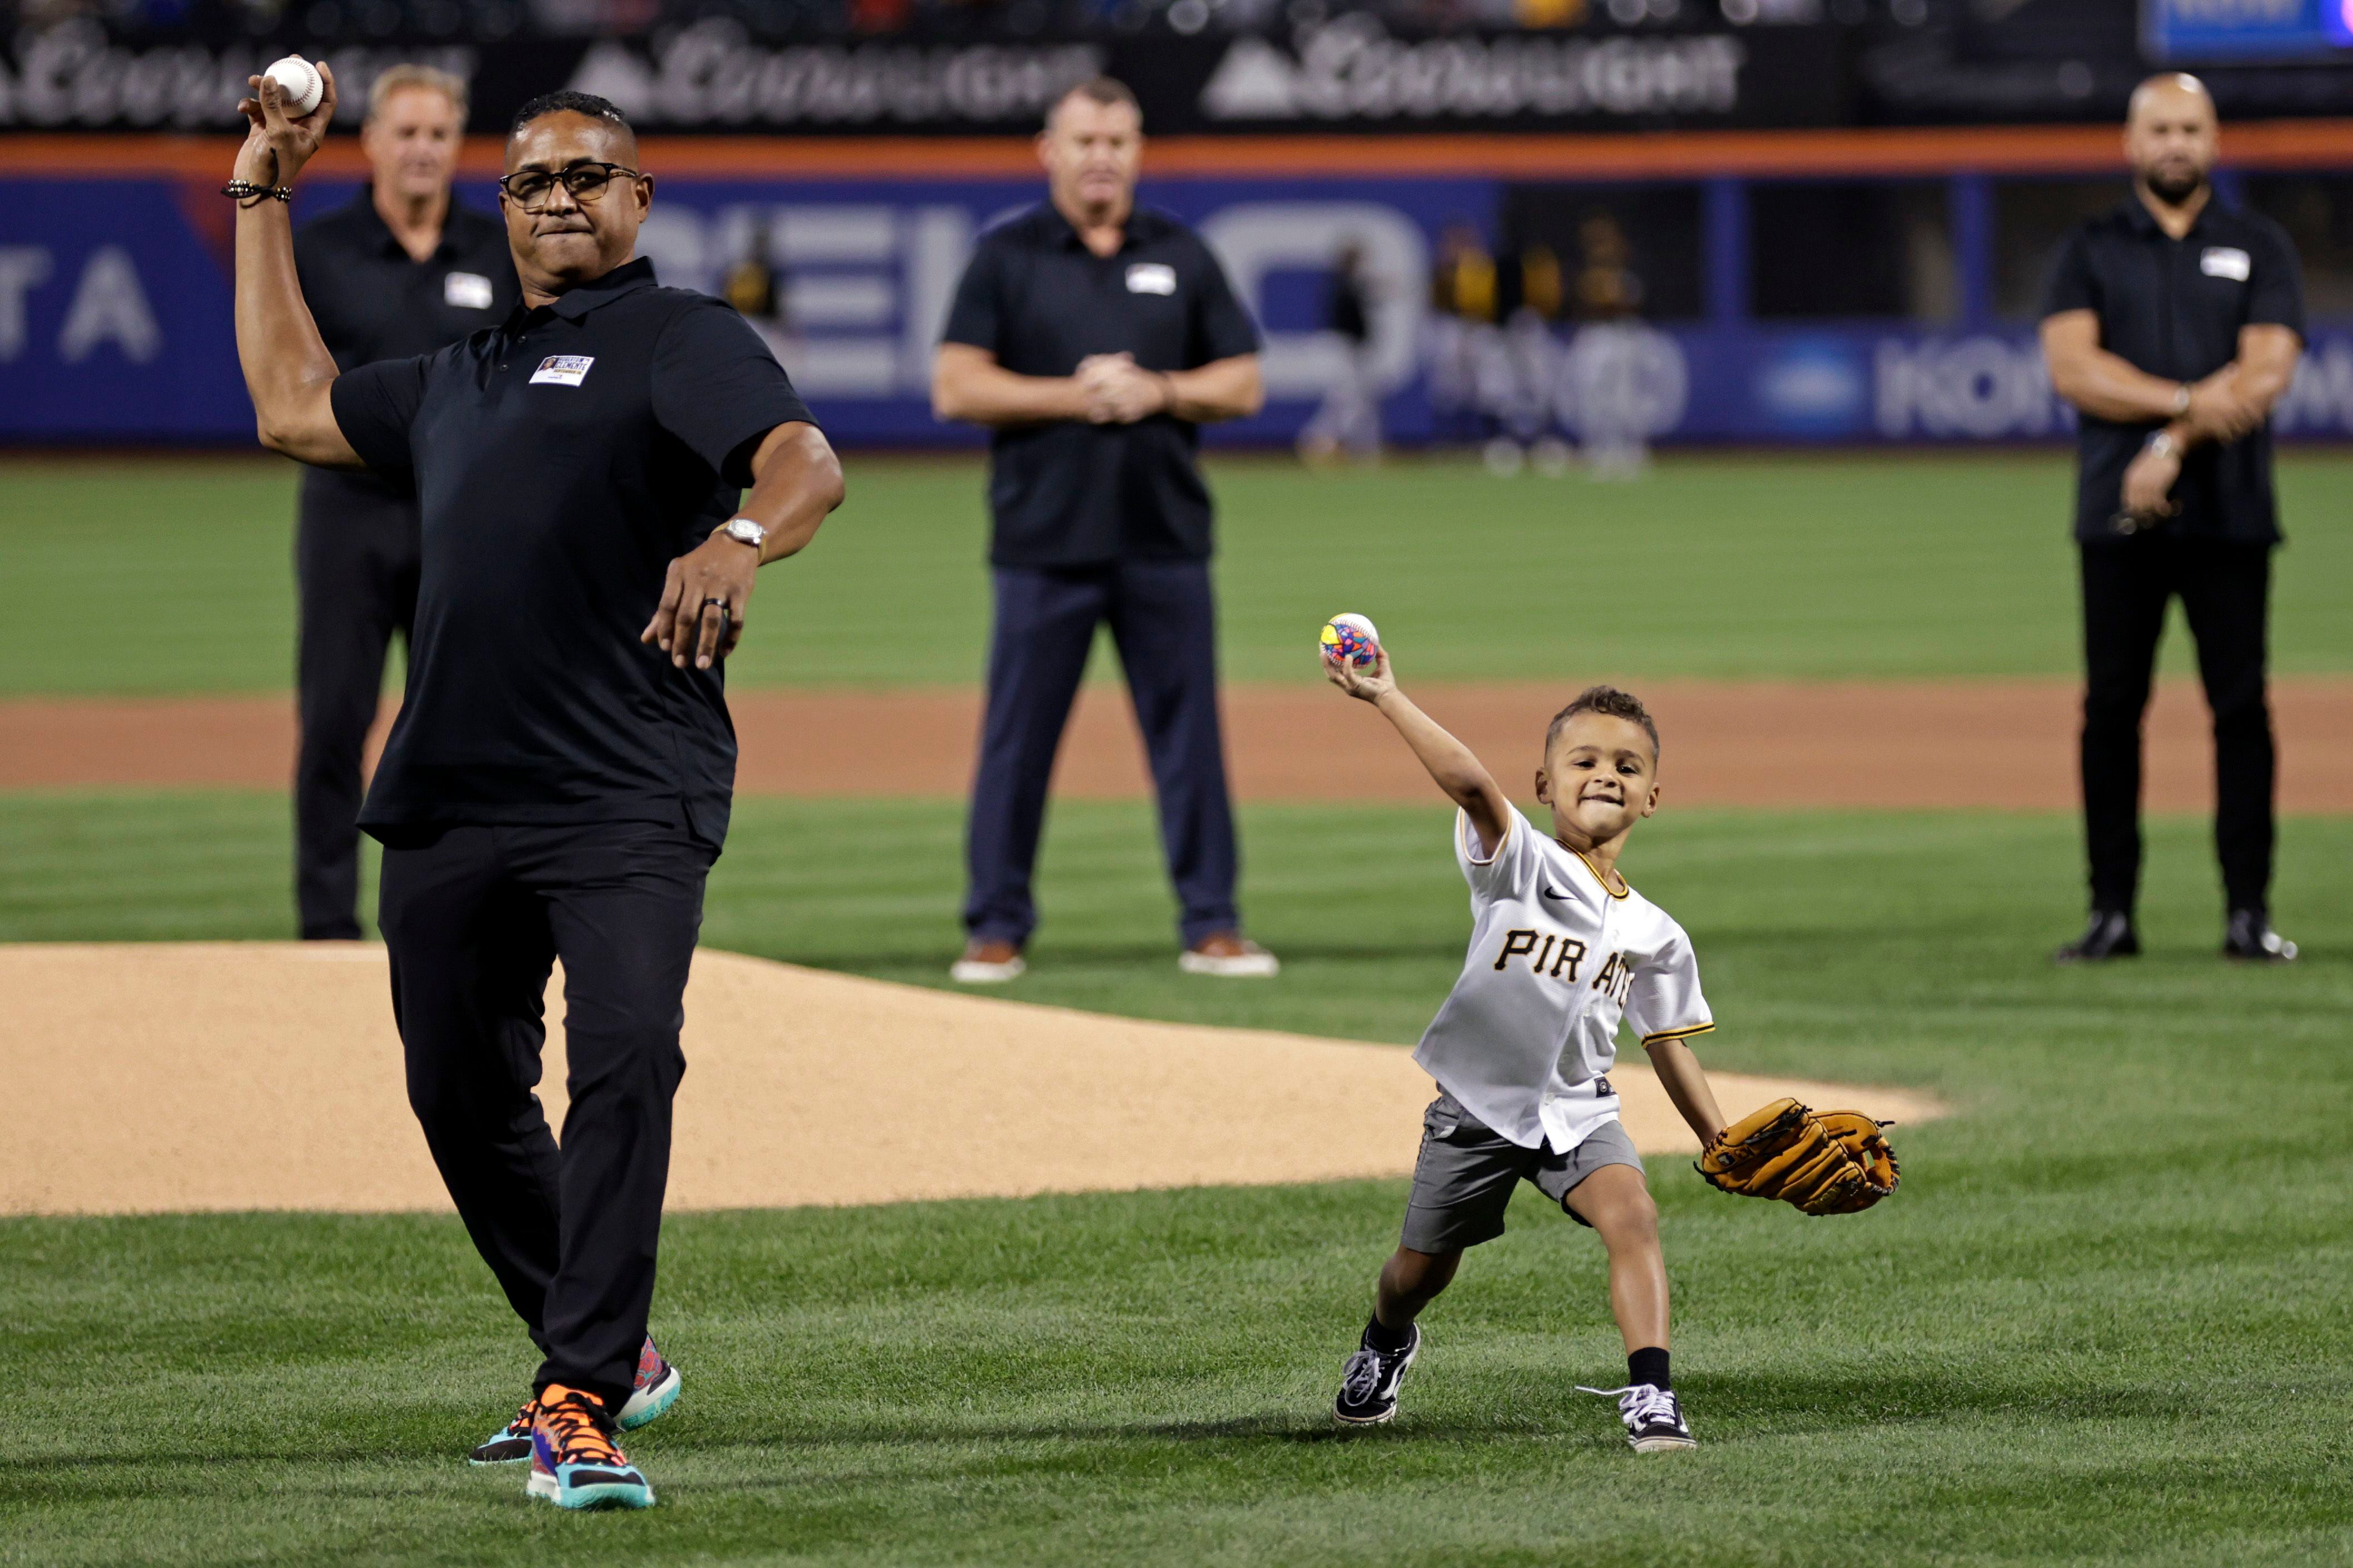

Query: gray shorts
left=1399, top=1090, right=1645, bottom=1254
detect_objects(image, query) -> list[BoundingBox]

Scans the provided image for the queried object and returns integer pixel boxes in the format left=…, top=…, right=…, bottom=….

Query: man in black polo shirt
left=2041, top=72, right=2305, bottom=965
left=290, top=63, right=516, bottom=940
left=231, top=73, right=844, bottom=1508
left=934, top=76, right=1272, bottom=985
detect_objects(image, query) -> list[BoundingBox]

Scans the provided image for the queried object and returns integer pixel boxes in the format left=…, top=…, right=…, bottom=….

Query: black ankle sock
left=1628, top=1346, right=1670, bottom=1390
left=1364, top=1314, right=1413, bottom=1353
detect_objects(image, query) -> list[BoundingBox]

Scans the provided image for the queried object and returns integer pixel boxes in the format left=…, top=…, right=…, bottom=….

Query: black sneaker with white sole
left=2223, top=910, right=2298, bottom=963
left=1576, top=1382, right=1697, bottom=1452
left=1332, top=1323, right=1421, bottom=1426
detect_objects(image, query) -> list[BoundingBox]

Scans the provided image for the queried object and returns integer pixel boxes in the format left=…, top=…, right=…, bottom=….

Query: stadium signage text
left=0, top=244, right=159, bottom=365
left=0, top=20, right=472, bottom=131
left=1200, top=19, right=1747, bottom=122
left=1872, top=337, right=2064, bottom=440
left=565, top=23, right=1106, bottom=129
left=1, top=13, right=1835, bottom=134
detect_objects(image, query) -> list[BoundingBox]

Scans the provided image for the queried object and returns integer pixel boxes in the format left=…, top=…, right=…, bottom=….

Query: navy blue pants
left=965, top=560, right=1240, bottom=948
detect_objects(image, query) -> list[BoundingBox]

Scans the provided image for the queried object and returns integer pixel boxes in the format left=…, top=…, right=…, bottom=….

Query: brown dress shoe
left=1179, top=931, right=1280, bottom=977
left=950, top=938, right=1026, bottom=984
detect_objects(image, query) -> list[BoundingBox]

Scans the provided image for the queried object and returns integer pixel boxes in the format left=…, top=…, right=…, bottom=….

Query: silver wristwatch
left=2145, top=430, right=2180, bottom=461
left=718, top=516, right=768, bottom=552
left=2171, top=384, right=2193, bottom=417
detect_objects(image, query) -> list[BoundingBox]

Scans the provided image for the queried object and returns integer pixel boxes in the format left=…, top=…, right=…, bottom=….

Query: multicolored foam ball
left=1319, top=612, right=1380, bottom=668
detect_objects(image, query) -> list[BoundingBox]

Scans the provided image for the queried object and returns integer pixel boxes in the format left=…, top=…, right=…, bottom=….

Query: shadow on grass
left=840, top=937, right=1466, bottom=969
left=0, top=1374, right=2224, bottom=1512
left=646, top=1371, right=2215, bottom=1463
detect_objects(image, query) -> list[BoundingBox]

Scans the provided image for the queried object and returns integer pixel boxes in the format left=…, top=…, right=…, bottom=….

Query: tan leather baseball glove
left=1695, top=1097, right=1900, bottom=1216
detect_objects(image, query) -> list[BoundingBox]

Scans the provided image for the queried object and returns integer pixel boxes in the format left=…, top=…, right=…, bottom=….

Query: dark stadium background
left=4, top=0, right=2349, bottom=449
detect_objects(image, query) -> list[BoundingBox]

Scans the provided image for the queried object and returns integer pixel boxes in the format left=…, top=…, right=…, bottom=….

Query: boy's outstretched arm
left=1326, top=647, right=1513, bottom=856
left=1644, top=1038, right=1726, bottom=1144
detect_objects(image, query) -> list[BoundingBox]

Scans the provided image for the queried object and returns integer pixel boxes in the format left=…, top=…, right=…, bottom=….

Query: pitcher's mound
left=3, top=943, right=1942, bottom=1215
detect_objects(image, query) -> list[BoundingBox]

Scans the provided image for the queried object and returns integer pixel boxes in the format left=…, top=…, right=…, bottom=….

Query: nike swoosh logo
left=1541, top=882, right=1577, bottom=902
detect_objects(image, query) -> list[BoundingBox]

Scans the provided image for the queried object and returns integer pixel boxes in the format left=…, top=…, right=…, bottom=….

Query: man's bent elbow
left=254, top=414, right=304, bottom=458
left=2043, top=361, right=2087, bottom=412
left=930, top=368, right=979, bottom=423
left=1223, top=360, right=1266, bottom=420
left=815, top=445, right=848, bottom=514
left=790, top=424, right=847, bottom=514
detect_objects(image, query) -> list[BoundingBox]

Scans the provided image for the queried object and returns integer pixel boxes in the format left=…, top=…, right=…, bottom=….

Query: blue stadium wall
left=6, top=172, right=2352, bottom=446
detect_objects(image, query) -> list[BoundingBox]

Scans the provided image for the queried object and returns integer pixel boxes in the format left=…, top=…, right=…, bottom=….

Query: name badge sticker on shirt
left=2200, top=247, right=2251, bottom=282
left=530, top=355, right=595, bottom=387
left=444, top=271, right=496, bottom=310
left=1126, top=263, right=1177, bottom=296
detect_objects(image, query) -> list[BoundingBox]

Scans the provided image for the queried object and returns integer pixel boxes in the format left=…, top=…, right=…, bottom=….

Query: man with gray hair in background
left=290, top=63, right=517, bottom=940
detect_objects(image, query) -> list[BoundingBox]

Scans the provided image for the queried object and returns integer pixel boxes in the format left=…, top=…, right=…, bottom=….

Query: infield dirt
left=2, top=942, right=1940, bottom=1215
left=6, top=675, right=2353, bottom=810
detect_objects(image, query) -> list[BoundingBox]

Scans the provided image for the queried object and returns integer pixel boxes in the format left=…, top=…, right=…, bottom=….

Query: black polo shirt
left=295, top=187, right=519, bottom=503
left=941, top=203, right=1260, bottom=568
left=2042, top=198, right=2305, bottom=544
left=326, top=258, right=815, bottom=846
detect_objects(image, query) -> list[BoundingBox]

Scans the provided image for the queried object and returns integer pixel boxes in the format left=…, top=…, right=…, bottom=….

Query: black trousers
left=964, top=560, right=1240, bottom=948
left=2078, top=537, right=2275, bottom=916
left=295, top=479, right=421, bottom=939
left=378, top=818, right=715, bottom=1410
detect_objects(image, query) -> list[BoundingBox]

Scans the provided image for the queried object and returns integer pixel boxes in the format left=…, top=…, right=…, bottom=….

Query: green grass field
left=4, top=453, right=2352, bottom=1565
left=7, top=451, right=2353, bottom=694
left=5, top=792, right=2352, bottom=1565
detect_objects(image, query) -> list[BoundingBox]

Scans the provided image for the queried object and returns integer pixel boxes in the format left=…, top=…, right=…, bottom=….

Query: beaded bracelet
left=220, top=179, right=295, bottom=207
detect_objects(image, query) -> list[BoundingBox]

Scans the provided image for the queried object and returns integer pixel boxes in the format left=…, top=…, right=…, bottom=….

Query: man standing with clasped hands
left=2041, top=73, right=2305, bottom=966
left=933, top=77, right=1274, bottom=986
left=228, top=68, right=842, bottom=1508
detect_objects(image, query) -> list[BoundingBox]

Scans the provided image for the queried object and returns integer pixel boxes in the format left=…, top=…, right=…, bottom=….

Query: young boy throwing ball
left=1322, top=630, right=1727, bottom=1451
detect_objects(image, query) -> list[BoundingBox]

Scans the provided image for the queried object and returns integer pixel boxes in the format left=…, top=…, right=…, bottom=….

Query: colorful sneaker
left=527, top=1386, right=654, bottom=1510
left=1332, top=1323, right=1420, bottom=1426
left=468, top=1395, right=540, bottom=1466
left=469, top=1336, right=679, bottom=1463
left=1576, top=1382, right=1697, bottom=1452
left=618, top=1336, right=682, bottom=1431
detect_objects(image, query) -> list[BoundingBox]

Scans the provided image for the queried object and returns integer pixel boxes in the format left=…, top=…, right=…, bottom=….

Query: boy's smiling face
left=1535, top=710, right=1660, bottom=849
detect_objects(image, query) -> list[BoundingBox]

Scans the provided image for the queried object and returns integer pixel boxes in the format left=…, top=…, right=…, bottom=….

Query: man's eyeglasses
left=497, top=163, right=640, bottom=212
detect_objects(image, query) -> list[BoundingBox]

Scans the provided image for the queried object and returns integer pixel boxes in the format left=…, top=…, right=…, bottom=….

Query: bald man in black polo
left=231, top=73, right=843, bottom=1508
left=2041, top=73, right=2305, bottom=966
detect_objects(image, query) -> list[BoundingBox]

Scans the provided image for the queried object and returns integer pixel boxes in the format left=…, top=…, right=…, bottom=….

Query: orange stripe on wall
left=9, top=119, right=2353, bottom=181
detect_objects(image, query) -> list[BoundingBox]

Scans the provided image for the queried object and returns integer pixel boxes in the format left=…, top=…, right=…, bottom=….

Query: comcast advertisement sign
left=0, top=16, right=1839, bottom=135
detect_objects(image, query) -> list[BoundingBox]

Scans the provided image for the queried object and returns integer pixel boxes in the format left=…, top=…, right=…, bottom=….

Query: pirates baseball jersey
left=1413, top=803, right=1714, bottom=1154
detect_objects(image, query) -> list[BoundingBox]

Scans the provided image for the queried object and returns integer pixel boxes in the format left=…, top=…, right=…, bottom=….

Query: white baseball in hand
left=264, top=55, right=323, bottom=115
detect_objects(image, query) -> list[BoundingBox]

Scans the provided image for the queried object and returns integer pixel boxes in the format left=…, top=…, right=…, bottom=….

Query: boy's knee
left=1573, top=1172, right=1658, bottom=1240
left=1383, top=1245, right=1462, bottom=1293
left=1620, top=1187, right=1660, bottom=1235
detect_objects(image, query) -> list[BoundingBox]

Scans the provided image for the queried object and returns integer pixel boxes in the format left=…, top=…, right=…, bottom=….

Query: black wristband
left=220, top=179, right=294, bottom=206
